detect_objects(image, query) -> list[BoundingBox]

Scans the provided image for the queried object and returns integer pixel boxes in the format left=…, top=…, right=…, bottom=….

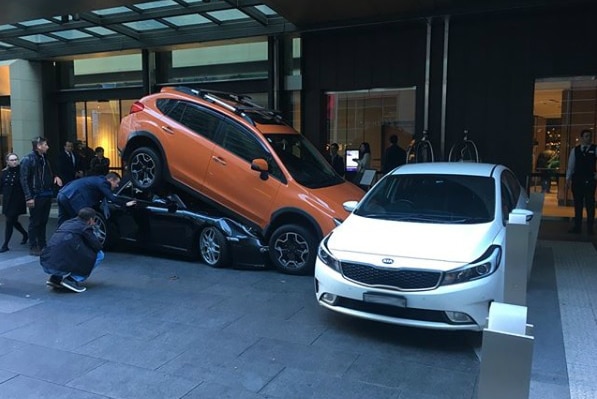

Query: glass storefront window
left=72, top=54, right=143, bottom=88
left=169, top=40, right=268, bottom=84
left=325, top=88, right=416, bottom=171
left=75, top=99, right=135, bottom=172
left=533, top=76, right=597, bottom=214
left=0, top=105, right=11, bottom=165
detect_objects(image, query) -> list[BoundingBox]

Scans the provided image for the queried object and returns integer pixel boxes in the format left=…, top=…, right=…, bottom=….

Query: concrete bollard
left=477, top=302, right=534, bottom=399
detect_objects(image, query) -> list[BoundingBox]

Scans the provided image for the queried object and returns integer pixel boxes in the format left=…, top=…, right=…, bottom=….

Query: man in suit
left=566, top=129, right=596, bottom=235
left=329, top=143, right=345, bottom=177
left=382, top=135, right=407, bottom=175
left=57, top=140, right=83, bottom=186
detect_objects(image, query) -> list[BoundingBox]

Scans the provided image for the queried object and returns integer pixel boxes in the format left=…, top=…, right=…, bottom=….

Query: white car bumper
left=314, top=258, right=502, bottom=331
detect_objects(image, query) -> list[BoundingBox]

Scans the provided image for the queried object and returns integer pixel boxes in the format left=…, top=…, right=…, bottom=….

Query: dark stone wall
left=302, top=3, right=597, bottom=182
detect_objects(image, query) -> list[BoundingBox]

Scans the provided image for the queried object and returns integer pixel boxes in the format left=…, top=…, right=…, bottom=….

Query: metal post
left=478, top=302, right=534, bottom=399
left=504, top=211, right=532, bottom=306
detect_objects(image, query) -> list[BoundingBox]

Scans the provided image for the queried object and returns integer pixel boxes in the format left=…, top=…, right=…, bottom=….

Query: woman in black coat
left=0, top=153, right=28, bottom=252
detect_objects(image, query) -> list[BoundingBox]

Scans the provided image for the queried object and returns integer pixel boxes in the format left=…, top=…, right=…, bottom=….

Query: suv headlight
left=441, top=245, right=501, bottom=286
left=317, top=234, right=341, bottom=272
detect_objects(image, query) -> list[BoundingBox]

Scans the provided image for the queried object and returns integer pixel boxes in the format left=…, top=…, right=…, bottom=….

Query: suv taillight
left=129, top=101, right=145, bottom=114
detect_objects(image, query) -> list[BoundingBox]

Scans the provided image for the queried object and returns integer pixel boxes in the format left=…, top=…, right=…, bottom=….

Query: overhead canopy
left=0, top=0, right=590, bottom=62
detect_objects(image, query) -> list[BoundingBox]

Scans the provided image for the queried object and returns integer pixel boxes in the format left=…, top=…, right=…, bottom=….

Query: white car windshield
left=355, top=174, right=495, bottom=224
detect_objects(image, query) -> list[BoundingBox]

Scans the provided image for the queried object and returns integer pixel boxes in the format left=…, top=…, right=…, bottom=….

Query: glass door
left=533, top=77, right=597, bottom=217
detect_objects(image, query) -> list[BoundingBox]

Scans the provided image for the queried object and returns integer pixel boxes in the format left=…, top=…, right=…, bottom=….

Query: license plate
left=363, top=293, right=407, bottom=308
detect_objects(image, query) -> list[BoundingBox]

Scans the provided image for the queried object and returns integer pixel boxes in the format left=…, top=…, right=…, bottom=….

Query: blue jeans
left=46, top=251, right=104, bottom=282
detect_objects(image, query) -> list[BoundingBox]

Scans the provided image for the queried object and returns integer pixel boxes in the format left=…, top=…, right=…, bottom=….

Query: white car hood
left=328, top=214, right=501, bottom=269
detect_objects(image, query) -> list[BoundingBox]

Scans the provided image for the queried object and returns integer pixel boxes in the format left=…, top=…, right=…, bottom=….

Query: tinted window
left=356, top=174, right=495, bottom=224
left=164, top=101, right=221, bottom=141
left=265, top=133, right=344, bottom=189
left=156, top=98, right=177, bottom=115
left=218, top=121, right=284, bottom=181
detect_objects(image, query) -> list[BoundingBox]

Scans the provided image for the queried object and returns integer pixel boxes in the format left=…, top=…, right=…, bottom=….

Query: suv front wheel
left=269, top=224, right=317, bottom=275
left=129, top=147, right=163, bottom=190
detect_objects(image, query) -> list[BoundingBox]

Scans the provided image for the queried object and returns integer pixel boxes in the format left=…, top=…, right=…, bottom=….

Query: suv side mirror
left=251, top=158, right=269, bottom=180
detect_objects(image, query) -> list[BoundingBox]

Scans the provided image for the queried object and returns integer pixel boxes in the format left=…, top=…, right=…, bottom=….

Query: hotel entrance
left=532, top=77, right=597, bottom=218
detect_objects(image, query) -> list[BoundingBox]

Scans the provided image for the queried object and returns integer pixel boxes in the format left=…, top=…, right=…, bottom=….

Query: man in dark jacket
left=57, top=140, right=83, bottom=185
left=20, top=137, right=63, bottom=256
left=56, top=172, right=135, bottom=226
left=41, top=207, right=103, bottom=293
left=382, top=135, right=407, bottom=175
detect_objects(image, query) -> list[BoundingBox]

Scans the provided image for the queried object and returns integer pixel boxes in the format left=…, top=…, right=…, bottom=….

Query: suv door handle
left=212, top=156, right=227, bottom=165
left=161, top=125, right=174, bottom=134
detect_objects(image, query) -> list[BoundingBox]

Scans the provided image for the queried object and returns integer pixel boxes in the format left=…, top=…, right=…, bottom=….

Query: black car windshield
left=355, top=174, right=495, bottom=224
left=264, top=134, right=344, bottom=189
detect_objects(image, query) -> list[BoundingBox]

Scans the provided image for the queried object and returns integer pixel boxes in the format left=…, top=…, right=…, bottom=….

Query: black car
left=94, top=181, right=268, bottom=269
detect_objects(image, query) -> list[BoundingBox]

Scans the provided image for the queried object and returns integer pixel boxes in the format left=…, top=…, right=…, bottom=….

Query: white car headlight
left=317, top=234, right=342, bottom=272
left=441, top=245, right=501, bottom=286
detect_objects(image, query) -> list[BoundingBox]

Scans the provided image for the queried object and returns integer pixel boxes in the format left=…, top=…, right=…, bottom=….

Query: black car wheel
left=129, top=147, right=163, bottom=190
left=199, top=226, right=229, bottom=268
left=268, top=224, right=317, bottom=275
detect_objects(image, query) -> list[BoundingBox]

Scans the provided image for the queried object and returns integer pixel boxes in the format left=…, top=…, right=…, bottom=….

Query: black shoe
left=20, top=233, right=28, bottom=245
left=60, top=276, right=86, bottom=293
left=46, top=275, right=63, bottom=289
left=29, top=246, right=42, bottom=256
left=568, top=228, right=581, bottom=234
left=0, top=246, right=8, bottom=253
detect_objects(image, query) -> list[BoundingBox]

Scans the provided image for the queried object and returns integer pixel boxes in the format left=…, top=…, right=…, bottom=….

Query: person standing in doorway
left=329, top=143, right=345, bottom=177
left=0, top=153, right=28, bottom=252
left=89, top=146, right=110, bottom=176
left=57, top=140, right=83, bottom=186
left=20, top=137, right=63, bottom=255
left=566, top=129, right=596, bottom=235
left=382, top=134, right=407, bottom=175
left=353, top=142, right=371, bottom=173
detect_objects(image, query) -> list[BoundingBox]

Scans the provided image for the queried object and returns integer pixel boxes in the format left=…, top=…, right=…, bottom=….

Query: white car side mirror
left=510, top=208, right=534, bottom=223
left=343, top=200, right=359, bottom=213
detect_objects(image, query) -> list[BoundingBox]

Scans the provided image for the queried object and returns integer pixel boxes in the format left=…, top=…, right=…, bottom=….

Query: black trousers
left=571, top=177, right=596, bottom=231
left=2, top=214, right=27, bottom=248
left=28, top=196, right=52, bottom=249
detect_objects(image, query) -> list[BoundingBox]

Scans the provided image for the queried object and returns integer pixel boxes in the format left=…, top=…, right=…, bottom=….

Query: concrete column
left=9, top=59, right=44, bottom=157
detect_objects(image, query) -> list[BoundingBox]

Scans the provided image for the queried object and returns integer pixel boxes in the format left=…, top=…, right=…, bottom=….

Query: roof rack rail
left=172, top=85, right=278, bottom=116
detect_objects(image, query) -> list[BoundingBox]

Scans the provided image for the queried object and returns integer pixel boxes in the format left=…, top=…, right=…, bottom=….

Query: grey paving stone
left=73, top=333, right=185, bottom=370
left=67, top=362, right=198, bottom=399
left=182, top=381, right=273, bottom=399
left=0, top=369, right=16, bottom=384
left=0, top=319, right=106, bottom=351
left=261, top=366, right=399, bottom=399
left=0, top=343, right=105, bottom=385
left=0, top=375, right=106, bottom=399
left=159, top=357, right=283, bottom=394
left=238, top=337, right=359, bottom=378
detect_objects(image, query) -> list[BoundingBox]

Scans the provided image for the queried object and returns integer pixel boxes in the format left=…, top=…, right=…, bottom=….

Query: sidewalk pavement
left=0, top=214, right=595, bottom=398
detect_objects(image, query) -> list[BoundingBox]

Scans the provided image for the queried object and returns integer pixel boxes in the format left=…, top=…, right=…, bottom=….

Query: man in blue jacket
left=56, top=172, right=135, bottom=227
left=41, top=207, right=103, bottom=293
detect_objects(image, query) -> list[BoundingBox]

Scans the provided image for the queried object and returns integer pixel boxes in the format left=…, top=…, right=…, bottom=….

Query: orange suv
left=118, top=87, right=363, bottom=274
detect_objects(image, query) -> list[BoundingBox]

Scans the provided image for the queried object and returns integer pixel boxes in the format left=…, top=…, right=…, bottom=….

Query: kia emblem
left=382, top=258, right=394, bottom=264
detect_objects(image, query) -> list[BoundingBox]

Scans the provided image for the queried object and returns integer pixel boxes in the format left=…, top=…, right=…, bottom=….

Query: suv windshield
left=355, top=174, right=495, bottom=224
left=265, top=134, right=344, bottom=189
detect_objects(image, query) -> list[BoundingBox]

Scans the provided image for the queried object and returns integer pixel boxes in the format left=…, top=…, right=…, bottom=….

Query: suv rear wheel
left=269, top=224, right=317, bottom=275
left=129, top=147, right=163, bottom=190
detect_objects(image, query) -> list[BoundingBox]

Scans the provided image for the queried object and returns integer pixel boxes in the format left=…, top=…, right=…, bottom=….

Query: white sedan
left=314, top=162, right=529, bottom=331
